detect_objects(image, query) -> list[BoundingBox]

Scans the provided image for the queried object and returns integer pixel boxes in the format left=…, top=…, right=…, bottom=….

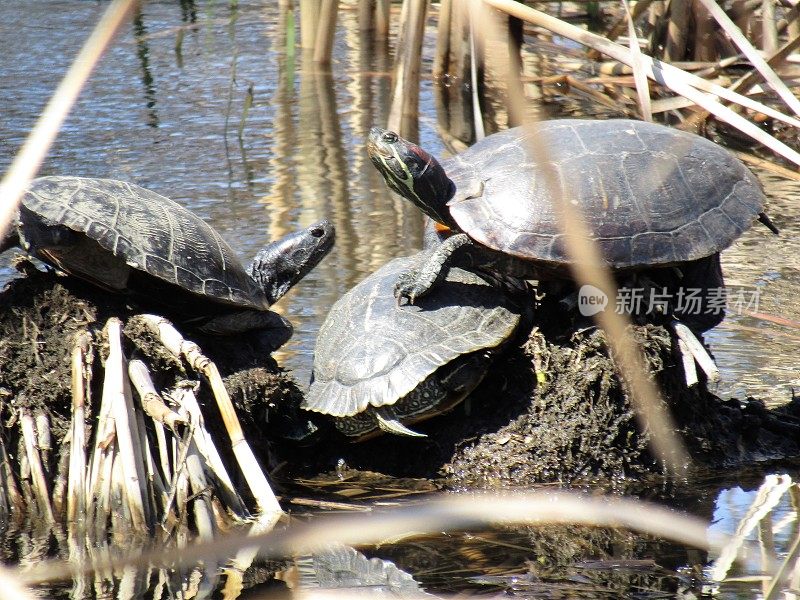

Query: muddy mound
left=287, top=321, right=800, bottom=486
left=0, top=262, right=304, bottom=499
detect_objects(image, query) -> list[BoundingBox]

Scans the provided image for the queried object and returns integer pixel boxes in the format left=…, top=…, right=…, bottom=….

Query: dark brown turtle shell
left=22, top=176, right=269, bottom=309
left=444, top=119, right=765, bottom=268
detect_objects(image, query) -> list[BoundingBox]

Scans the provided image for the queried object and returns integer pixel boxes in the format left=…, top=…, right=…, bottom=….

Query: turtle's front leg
left=395, top=233, right=479, bottom=303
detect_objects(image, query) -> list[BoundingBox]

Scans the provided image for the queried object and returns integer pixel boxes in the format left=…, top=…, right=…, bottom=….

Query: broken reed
left=0, top=315, right=282, bottom=560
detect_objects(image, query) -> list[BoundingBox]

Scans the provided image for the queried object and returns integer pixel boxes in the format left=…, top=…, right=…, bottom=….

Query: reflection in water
left=179, top=0, right=197, bottom=25
left=131, top=9, right=159, bottom=128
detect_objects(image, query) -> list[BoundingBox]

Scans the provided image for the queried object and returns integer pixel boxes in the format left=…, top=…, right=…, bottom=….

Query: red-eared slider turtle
left=1, top=176, right=335, bottom=346
left=301, top=252, right=527, bottom=440
left=367, top=119, right=776, bottom=328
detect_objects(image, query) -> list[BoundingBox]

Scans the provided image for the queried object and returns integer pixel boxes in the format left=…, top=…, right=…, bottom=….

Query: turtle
left=366, top=119, right=777, bottom=331
left=0, top=176, right=335, bottom=346
left=301, top=251, right=527, bottom=440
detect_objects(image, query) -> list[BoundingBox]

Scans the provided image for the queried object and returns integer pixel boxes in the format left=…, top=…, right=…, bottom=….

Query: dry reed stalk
left=671, top=320, right=720, bottom=383
left=185, top=444, right=215, bottom=540
left=139, top=314, right=281, bottom=521
left=50, top=440, right=70, bottom=520
left=676, top=339, right=699, bottom=387
left=136, top=406, right=168, bottom=516
left=87, top=350, right=120, bottom=539
left=299, top=0, right=318, bottom=49
left=762, top=0, right=778, bottom=54
left=20, top=411, right=55, bottom=523
left=128, top=360, right=184, bottom=430
left=18, top=437, right=30, bottom=486
left=185, top=441, right=219, bottom=596
left=168, top=386, right=248, bottom=519
left=159, top=424, right=194, bottom=533
left=387, top=0, right=429, bottom=137
left=433, top=0, right=452, bottom=79
left=314, top=0, right=339, bottom=64
left=692, top=0, right=717, bottom=61
left=34, top=412, right=51, bottom=472
left=358, top=0, right=373, bottom=31
left=695, top=0, right=800, bottom=116
left=109, top=451, right=129, bottom=539
left=68, top=331, right=91, bottom=524
left=375, top=0, right=391, bottom=39
left=620, top=0, right=652, bottom=120
left=482, top=0, right=800, bottom=166
left=104, top=318, right=149, bottom=531
left=663, top=0, right=690, bottom=61
left=605, top=0, right=653, bottom=42
left=468, top=9, right=486, bottom=139
left=175, top=454, right=190, bottom=547
left=0, top=0, right=137, bottom=245
left=711, top=474, right=793, bottom=581
left=0, top=435, right=24, bottom=525
left=21, top=491, right=736, bottom=586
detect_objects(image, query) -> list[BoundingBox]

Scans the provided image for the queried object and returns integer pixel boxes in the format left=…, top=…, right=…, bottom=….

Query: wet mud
left=283, top=301, right=800, bottom=488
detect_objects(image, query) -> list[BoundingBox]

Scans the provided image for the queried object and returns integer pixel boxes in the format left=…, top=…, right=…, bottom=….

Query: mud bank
left=287, top=315, right=800, bottom=488
left=2, top=264, right=799, bottom=500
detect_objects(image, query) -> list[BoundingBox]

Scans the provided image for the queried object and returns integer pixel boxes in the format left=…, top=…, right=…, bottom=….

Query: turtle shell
left=444, top=119, right=766, bottom=269
left=22, top=176, right=269, bottom=310
left=303, top=255, right=522, bottom=418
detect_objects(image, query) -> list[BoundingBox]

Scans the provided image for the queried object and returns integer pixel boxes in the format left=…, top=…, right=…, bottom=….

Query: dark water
left=2, top=1, right=800, bottom=598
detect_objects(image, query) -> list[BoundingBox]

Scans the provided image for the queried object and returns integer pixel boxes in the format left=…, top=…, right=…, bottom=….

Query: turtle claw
left=373, top=406, right=427, bottom=437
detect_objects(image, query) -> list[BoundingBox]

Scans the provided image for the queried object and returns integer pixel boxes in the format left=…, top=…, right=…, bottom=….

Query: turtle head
left=248, top=219, right=335, bottom=304
left=367, top=127, right=457, bottom=228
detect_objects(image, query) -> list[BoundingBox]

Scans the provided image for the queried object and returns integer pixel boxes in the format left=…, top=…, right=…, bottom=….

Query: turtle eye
left=382, top=131, right=398, bottom=144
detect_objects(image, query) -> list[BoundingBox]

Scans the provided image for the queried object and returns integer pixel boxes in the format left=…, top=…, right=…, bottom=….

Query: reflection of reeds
left=387, top=0, right=429, bottom=138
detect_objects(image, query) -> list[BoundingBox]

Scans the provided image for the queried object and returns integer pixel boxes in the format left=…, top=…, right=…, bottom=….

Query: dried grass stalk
left=711, top=474, right=793, bottom=581
left=671, top=320, right=720, bottom=383
left=0, top=435, right=25, bottom=525
left=313, top=0, right=339, bottom=64
left=128, top=360, right=185, bottom=429
left=139, top=315, right=281, bottom=521
left=387, top=0, right=429, bottom=137
left=68, top=331, right=91, bottom=523
left=677, top=339, right=699, bottom=387
left=375, top=0, right=391, bottom=39
left=168, top=386, right=248, bottom=519
left=104, top=318, right=149, bottom=531
left=20, top=411, right=54, bottom=523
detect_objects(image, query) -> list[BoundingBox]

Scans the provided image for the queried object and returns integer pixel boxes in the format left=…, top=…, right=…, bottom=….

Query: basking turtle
left=301, top=252, right=527, bottom=440
left=367, top=119, right=776, bottom=328
left=1, top=176, right=335, bottom=346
